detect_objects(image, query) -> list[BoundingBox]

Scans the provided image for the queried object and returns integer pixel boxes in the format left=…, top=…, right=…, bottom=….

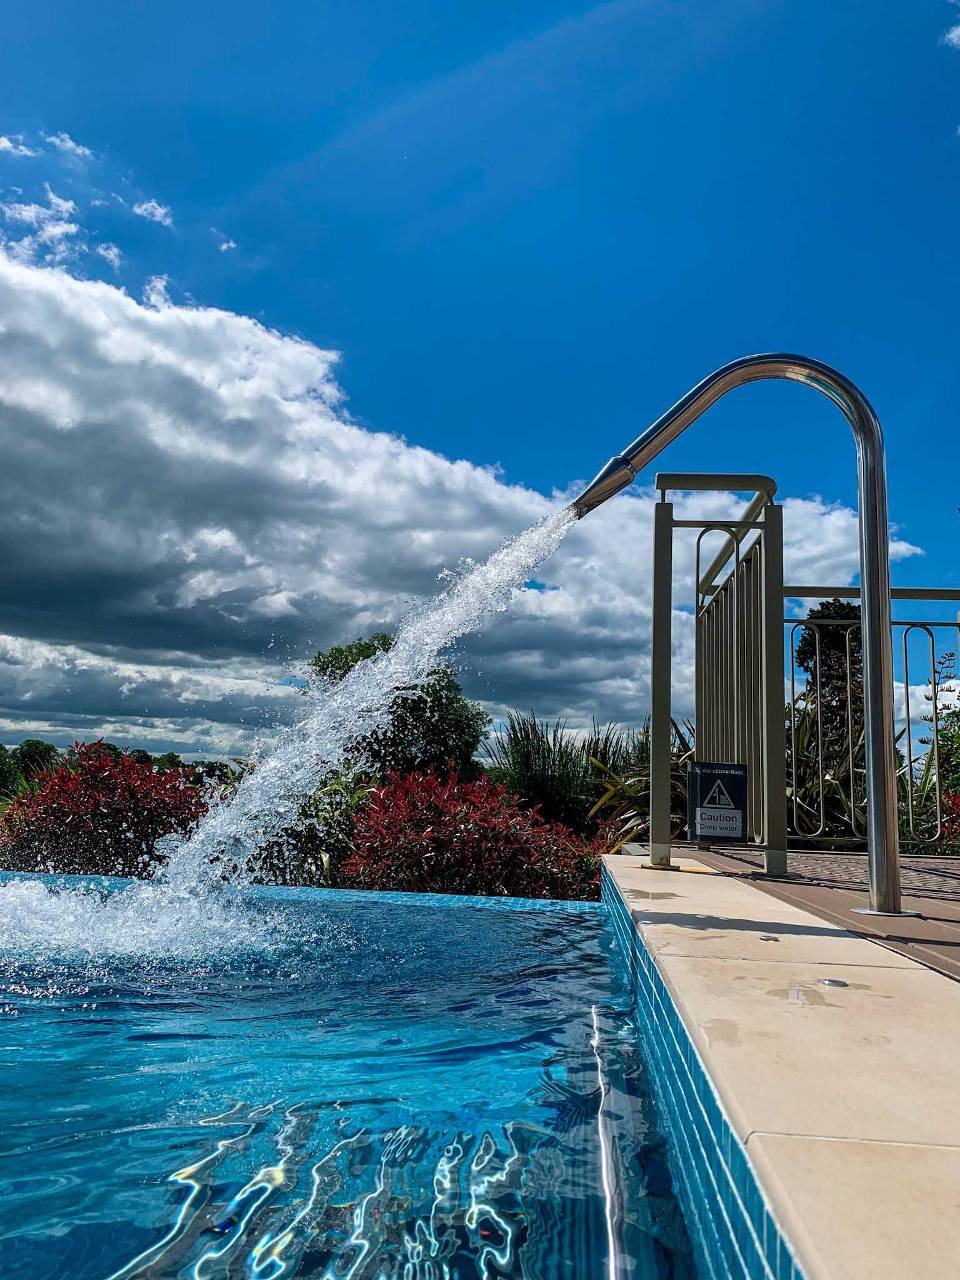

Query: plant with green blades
left=484, top=712, right=649, bottom=836
left=587, top=717, right=695, bottom=850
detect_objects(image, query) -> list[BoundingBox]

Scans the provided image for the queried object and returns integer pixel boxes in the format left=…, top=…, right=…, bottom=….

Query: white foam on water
left=0, top=508, right=575, bottom=959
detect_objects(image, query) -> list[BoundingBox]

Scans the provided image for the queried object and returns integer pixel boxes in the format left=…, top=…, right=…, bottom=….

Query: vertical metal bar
left=813, top=627, right=827, bottom=836
left=760, top=504, right=788, bottom=874
left=929, top=626, right=943, bottom=842
left=789, top=624, right=801, bottom=835
left=694, top=535, right=706, bottom=761
left=846, top=625, right=864, bottom=839
left=737, top=535, right=742, bottom=762
left=649, top=501, right=674, bottom=867
left=902, top=626, right=915, bottom=838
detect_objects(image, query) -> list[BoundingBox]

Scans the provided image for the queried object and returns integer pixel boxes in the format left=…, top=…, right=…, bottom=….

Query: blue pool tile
left=601, top=863, right=805, bottom=1280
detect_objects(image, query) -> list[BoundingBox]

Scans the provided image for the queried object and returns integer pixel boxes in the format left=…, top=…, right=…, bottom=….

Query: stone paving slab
left=693, top=847, right=960, bottom=981
left=747, top=1134, right=960, bottom=1280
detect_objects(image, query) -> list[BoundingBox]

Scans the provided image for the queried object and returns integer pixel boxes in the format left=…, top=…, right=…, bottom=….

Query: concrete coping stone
left=603, top=853, right=960, bottom=1280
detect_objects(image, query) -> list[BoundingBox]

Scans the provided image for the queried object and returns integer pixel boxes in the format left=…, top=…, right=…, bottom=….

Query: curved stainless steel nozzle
left=566, top=350, right=902, bottom=914
left=570, top=455, right=637, bottom=518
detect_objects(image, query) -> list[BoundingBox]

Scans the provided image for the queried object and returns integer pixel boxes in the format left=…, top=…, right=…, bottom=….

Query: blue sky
left=2, top=1, right=958, bottom=536
left=0, top=1, right=958, bottom=753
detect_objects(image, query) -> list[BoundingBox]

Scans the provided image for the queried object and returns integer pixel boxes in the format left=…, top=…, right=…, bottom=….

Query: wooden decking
left=691, top=848, right=960, bottom=983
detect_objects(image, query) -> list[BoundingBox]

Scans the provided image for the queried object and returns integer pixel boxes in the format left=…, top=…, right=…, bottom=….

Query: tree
left=192, top=758, right=244, bottom=785
left=309, top=632, right=490, bottom=777
left=788, top=600, right=865, bottom=842
left=153, top=752, right=184, bottom=771
left=795, top=598, right=863, bottom=770
left=0, top=745, right=20, bottom=799
left=10, top=738, right=61, bottom=780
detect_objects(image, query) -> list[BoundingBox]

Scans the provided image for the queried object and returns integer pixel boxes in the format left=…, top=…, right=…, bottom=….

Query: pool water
left=0, top=882, right=698, bottom=1279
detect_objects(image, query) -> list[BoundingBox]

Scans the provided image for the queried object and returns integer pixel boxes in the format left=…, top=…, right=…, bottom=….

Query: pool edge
left=601, top=861, right=804, bottom=1280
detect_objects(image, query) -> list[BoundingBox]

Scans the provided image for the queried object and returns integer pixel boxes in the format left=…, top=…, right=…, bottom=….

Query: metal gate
left=649, top=473, right=787, bottom=874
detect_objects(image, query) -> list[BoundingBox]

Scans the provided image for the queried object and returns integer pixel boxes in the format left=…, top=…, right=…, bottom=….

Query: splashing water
left=0, top=508, right=575, bottom=959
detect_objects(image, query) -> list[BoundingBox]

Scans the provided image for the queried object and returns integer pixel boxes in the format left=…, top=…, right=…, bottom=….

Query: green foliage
left=258, top=769, right=375, bottom=887
left=484, top=712, right=649, bottom=835
left=794, top=599, right=864, bottom=787
left=929, top=654, right=960, bottom=804
left=311, top=632, right=393, bottom=683
left=310, top=632, right=490, bottom=777
left=153, top=752, right=185, bottom=771
left=939, top=704, right=960, bottom=798
left=0, top=746, right=20, bottom=801
left=192, top=758, right=246, bottom=786
left=588, top=718, right=695, bottom=848
left=11, top=738, right=61, bottom=780
left=786, top=690, right=863, bottom=841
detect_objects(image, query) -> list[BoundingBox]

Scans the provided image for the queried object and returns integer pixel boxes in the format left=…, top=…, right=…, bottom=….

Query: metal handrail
left=571, top=353, right=902, bottom=913
left=785, top=586, right=960, bottom=601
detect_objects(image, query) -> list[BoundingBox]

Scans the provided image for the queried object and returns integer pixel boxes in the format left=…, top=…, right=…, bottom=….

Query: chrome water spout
left=571, top=353, right=903, bottom=915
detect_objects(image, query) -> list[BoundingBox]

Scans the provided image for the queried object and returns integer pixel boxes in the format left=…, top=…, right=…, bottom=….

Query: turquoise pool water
left=0, top=879, right=698, bottom=1279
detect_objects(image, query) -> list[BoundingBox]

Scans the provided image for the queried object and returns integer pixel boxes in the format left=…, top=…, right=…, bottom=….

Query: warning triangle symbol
left=703, top=780, right=735, bottom=808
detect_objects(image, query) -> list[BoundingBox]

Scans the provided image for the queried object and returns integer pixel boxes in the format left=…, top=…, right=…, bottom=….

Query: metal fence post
left=760, top=503, right=788, bottom=875
left=649, top=501, right=674, bottom=867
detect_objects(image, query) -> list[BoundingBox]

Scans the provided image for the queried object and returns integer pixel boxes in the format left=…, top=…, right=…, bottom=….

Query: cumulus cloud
left=0, top=251, right=921, bottom=753
left=218, top=238, right=238, bottom=252
left=0, top=135, right=36, bottom=158
left=42, top=130, right=93, bottom=159
left=132, top=198, right=174, bottom=227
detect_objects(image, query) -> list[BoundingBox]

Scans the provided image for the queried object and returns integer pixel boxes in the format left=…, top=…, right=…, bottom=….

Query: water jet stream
left=0, top=508, right=575, bottom=956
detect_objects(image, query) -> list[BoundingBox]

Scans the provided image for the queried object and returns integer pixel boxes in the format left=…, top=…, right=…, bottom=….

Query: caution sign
left=688, top=762, right=747, bottom=842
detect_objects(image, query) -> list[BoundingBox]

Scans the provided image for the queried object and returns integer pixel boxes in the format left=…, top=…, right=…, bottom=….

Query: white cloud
left=43, top=130, right=93, bottom=159
left=218, top=238, right=238, bottom=252
left=133, top=198, right=174, bottom=227
left=94, top=242, right=122, bottom=270
left=946, top=24, right=960, bottom=47
left=44, top=184, right=76, bottom=217
left=0, top=251, right=923, bottom=753
left=0, top=186, right=80, bottom=263
left=0, top=135, right=36, bottom=158
left=143, top=273, right=170, bottom=307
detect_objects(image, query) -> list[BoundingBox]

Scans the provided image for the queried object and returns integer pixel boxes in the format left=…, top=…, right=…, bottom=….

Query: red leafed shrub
left=342, top=769, right=601, bottom=900
left=0, top=741, right=207, bottom=878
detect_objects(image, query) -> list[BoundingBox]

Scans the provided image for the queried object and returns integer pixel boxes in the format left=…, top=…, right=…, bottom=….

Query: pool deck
left=604, top=852, right=960, bottom=1280
left=692, top=847, right=960, bottom=982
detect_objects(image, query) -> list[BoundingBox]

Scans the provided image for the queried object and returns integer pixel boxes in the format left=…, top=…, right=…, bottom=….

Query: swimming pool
left=0, top=879, right=699, bottom=1279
